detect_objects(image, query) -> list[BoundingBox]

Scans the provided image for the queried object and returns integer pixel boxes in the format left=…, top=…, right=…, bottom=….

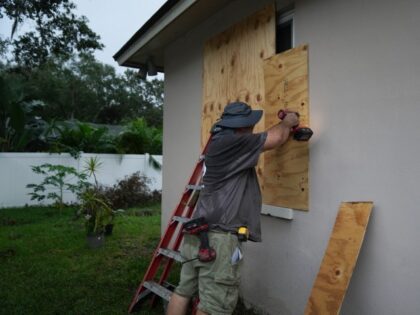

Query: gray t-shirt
left=193, top=131, right=267, bottom=242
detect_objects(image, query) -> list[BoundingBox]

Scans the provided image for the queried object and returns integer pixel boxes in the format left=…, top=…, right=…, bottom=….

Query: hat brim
left=216, top=109, right=263, bottom=128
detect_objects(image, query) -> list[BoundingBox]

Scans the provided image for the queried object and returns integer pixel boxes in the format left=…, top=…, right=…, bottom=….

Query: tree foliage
left=48, top=121, right=116, bottom=158
left=3, top=54, right=163, bottom=128
left=0, top=71, right=48, bottom=151
left=0, top=1, right=163, bottom=155
left=0, top=0, right=103, bottom=66
left=116, top=118, right=162, bottom=155
left=26, top=163, right=89, bottom=212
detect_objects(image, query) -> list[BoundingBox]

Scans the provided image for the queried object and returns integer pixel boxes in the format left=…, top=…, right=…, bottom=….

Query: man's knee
left=166, top=293, right=191, bottom=315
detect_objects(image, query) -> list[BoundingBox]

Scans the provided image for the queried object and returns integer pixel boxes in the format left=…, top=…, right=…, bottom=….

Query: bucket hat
left=215, top=102, right=263, bottom=128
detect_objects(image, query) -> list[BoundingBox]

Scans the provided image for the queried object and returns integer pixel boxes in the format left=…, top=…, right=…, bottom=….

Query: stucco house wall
left=162, top=0, right=420, bottom=314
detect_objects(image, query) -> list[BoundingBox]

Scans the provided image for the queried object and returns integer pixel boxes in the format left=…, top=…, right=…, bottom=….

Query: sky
left=0, top=0, right=166, bottom=74
left=72, top=0, right=166, bottom=70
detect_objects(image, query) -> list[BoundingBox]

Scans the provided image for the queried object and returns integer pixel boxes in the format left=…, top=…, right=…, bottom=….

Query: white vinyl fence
left=0, top=152, right=162, bottom=208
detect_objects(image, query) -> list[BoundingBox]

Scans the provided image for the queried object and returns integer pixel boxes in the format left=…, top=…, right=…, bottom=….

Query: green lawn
left=0, top=204, right=169, bottom=315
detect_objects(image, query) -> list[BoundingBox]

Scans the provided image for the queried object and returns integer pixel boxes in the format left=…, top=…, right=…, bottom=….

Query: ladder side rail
left=153, top=141, right=210, bottom=302
left=158, top=188, right=194, bottom=248
left=157, top=138, right=209, bottom=249
left=128, top=137, right=211, bottom=313
left=151, top=189, right=203, bottom=307
left=158, top=158, right=204, bottom=249
left=128, top=188, right=195, bottom=313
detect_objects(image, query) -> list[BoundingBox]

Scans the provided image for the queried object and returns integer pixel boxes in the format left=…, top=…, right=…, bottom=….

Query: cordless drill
left=278, top=110, right=313, bottom=141
left=183, top=217, right=216, bottom=262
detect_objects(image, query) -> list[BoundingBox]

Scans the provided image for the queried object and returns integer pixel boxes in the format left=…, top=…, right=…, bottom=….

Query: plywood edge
left=263, top=43, right=309, bottom=62
left=304, top=201, right=373, bottom=315
left=262, top=44, right=310, bottom=210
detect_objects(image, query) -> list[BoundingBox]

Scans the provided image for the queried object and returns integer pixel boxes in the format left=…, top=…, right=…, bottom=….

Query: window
left=276, top=10, right=294, bottom=53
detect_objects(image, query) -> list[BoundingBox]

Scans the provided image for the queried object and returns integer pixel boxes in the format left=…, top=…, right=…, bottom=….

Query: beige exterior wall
left=162, top=0, right=420, bottom=314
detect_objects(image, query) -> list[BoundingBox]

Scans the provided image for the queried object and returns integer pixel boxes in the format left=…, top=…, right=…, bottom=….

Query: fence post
left=144, top=153, right=150, bottom=177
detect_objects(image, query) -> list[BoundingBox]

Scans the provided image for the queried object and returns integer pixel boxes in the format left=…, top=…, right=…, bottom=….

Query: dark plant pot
left=104, top=224, right=114, bottom=236
left=86, top=233, right=105, bottom=249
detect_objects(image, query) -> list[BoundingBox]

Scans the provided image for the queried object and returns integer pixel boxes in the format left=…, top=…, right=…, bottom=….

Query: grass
left=0, top=204, right=258, bottom=315
left=0, top=204, right=167, bottom=315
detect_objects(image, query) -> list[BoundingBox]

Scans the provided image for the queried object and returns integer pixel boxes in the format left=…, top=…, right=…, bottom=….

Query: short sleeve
left=205, top=132, right=267, bottom=177
left=231, top=132, right=267, bottom=171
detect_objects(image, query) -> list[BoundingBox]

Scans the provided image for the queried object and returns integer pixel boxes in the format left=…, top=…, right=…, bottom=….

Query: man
left=167, top=102, right=299, bottom=315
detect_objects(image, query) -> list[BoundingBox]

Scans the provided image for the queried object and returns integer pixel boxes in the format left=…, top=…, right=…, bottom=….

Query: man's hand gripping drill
left=278, top=109, right=313, bottom=141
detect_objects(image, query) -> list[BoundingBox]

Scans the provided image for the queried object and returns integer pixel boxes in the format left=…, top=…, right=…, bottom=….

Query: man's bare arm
left=263, top=112, right=299, bottom=151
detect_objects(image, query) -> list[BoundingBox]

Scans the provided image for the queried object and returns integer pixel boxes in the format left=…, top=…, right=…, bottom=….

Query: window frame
left=276, top=9, right=295, bottom=53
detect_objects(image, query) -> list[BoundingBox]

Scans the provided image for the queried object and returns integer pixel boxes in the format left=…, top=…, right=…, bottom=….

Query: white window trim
left=261, top=204, right=294, bottom=220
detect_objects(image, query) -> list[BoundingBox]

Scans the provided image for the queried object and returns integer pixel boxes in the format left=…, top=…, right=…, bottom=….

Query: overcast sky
left=0, top=0, right=166, bottom=73
left=73, top=0, right=166, bottom=70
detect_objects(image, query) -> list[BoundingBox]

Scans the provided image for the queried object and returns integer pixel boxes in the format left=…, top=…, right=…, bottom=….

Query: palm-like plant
left=0, top=73, right=47, bottom=152
left=79, top=188, right=113, bottom=235
left=83, top=156, right=103, bottom=188
left=48, top=121, right=116, bottom=158
left=116, top=118, right=162, bottom=155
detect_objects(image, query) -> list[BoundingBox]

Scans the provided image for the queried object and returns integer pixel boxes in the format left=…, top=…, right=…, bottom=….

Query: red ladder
left=128, top=138, right=211, bottom=313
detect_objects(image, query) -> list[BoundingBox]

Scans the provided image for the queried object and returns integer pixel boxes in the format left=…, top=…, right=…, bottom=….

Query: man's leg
left=197, top=232, right=241, bottom=315
left=166, top=293, right=190, bottom=315
left=168, top=235, right=200, bottom=315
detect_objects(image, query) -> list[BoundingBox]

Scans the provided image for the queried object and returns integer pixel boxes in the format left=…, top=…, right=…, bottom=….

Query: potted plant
left=79, top=188, right=113, bottom=248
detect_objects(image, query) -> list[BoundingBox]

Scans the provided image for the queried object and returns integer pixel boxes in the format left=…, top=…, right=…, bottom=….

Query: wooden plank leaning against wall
left=304, top=202, right=373, bottom=315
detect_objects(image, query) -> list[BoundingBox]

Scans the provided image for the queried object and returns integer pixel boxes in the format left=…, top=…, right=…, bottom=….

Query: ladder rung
left=158, top=248, right=185, bottom=263
left=143, top=281, right=173, bottom=302
left=186, top=184, right=203, bottom=191
left=135, top=286, right=153, bottom=304
left=172, top=216, right=190, bottom=224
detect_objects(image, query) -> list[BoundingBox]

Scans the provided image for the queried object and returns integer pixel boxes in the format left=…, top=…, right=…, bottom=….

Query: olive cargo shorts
left=174, top=231, right=242, bottom=315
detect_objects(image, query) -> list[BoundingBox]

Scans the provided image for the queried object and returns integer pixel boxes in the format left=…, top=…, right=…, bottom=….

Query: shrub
left=98, top=172, right=161, bottom=209
left=26, top=163, right=89, bottom=212
left=0, top=73, right=48, bottom=152
left=116, top=118, right=162, bottom=155
left=78, top=187, right=113, bottom=235
left=48, top=121, right=116, bottom=158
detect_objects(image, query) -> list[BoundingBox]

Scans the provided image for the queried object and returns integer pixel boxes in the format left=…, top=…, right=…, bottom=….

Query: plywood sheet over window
left=201, top=6, right=310, bottom=211
left=201, top=5, right=275, bottom=141
left=262, top=45, right=309, bottom=210
left=202, top=5, right=275, bottom=186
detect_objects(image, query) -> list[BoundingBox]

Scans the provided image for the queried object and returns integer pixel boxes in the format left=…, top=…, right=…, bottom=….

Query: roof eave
left=113, top=0, right=232, bottom=71
left=113, top=0, right=199, bottom=70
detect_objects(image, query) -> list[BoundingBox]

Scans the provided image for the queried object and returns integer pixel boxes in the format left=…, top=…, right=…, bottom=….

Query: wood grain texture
left=262, top=45, right=309, bottom=210
left=304, top=202, right=374, bottom=315
left=201, top=5, right=276, bottom=183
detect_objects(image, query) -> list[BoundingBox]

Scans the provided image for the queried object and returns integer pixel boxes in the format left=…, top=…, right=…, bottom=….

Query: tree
left=0, top=70, right=48, bottom=152
left=116, top=118, right=162, bottom=155
left=26, top=163, right=89, bottom=212
left=122, top=70, right=163, bottom=127
left=16, top=54, right=164, bottom=127
left=48, top=121, right=116, bottom=157
left=0, top=0, right=103, bottom=67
